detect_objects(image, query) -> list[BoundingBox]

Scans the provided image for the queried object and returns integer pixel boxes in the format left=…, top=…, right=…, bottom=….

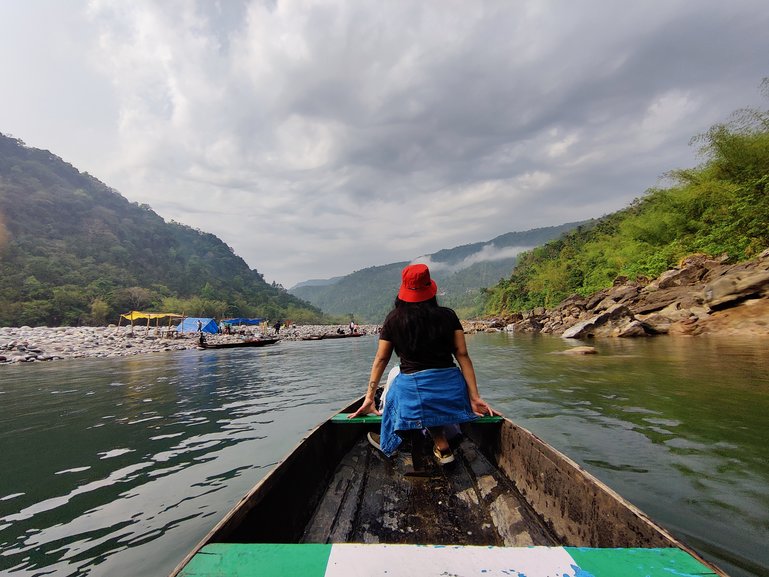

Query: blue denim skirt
left=379, top=367, right=477, bottom=456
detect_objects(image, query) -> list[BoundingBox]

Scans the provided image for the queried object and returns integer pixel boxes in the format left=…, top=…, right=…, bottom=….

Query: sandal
left=367, top=432, right=383, bottom=452
left=433, top=444, right=455, bottom=465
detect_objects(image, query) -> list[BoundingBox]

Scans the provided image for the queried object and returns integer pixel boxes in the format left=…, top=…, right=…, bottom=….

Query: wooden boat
left=170, top=398, right=728, bottom=577
left=301, top=332, right=366, bottom=341
left=200, top=337, right=279, bottom=349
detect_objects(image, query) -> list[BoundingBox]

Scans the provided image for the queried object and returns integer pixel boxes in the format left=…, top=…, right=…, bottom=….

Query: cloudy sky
left=1, top=1, right=767, bottom=287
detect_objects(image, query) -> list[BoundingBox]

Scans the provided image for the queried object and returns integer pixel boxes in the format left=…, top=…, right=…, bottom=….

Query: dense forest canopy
left=0, top=134, right=326, bottom=326
left=483, top=85, right=769, bottom=316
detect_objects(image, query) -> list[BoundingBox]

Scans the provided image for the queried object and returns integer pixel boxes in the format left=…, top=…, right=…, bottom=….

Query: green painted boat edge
left=565, top=547, right=719, bottom=577
left=178, top=543, right=332, bottom=577
left=330, top=414, right=503, bottom=424
left=179, top=544, right=718, bottom=577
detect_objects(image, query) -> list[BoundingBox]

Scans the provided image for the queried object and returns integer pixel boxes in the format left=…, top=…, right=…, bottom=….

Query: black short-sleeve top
left=379, top=306, right=463, bottom=374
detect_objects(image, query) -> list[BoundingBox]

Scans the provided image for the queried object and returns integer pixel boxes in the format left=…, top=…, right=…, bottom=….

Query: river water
left=0, top=334, right=767, bottom=577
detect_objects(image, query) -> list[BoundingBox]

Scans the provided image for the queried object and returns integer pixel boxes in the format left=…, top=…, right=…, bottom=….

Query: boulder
left=616, top=320, right=649, bottom=337
left=704, top=270, right=769, bottom=309
left=609, top=285, right=641, bottom=303
left=512, top=317, right=544, bottom=333
left=634, top=285, right=696, bottom=314
left=656, top=265, right=707, bottom=289
left=559, top=346, right=598, bottom=355
left=636, top=314, right=672, bottom=334
left=562, top=304, right=636, bottom=339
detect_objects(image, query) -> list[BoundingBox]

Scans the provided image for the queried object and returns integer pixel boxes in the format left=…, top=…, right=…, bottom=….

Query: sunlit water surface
left=1, top=334, right=767, bottom=577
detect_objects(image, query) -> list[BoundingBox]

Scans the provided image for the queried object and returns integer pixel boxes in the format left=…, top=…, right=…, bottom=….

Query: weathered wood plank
left=457, top=438, right=557, bottom=546
left=302, top=443, right=369, bottom=543
left=303, top=433, right=555, bottom=547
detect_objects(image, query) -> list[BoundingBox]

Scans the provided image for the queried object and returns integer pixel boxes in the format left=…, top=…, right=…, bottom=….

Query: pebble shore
left=0, top=324, right=380, bottom=364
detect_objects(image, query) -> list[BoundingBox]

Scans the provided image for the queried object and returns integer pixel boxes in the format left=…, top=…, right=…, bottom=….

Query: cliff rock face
left=502, top=250, right=769, bottom=338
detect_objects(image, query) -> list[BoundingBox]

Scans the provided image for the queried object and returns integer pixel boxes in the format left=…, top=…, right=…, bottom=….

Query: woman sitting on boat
left=349, top=263, right=499, bottom=464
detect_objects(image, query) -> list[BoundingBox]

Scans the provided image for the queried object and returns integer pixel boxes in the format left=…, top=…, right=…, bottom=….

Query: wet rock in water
left=561, top=304, right=636, bottom=339
left=559, top=346, right=598, bottom=355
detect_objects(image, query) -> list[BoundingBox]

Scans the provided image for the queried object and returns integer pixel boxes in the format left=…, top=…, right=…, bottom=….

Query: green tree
left=89, top=298, right=111, bottom=325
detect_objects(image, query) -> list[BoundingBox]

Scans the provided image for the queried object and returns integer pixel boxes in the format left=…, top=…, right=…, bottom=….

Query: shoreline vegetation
left=468, top=250, right=769, bottom=340
left=0, top=324, right=380, bottom=365
left=4, top=248, right=769, bottom=365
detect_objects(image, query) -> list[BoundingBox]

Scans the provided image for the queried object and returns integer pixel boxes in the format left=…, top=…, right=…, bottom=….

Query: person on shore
left=348, top=263, right=499, bottom=464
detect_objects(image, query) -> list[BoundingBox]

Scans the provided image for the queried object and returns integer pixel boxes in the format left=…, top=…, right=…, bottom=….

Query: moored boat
left=170, top=398, right=727, bottom=576
left=200, top=338, right=279, bottom=349
left=301, top=332, right=367, bottom=340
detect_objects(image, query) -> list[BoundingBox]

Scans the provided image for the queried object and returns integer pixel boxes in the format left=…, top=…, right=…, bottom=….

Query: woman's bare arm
left=349, top=339, right=393, bottom=418
left=453, top=330, right=500, bottom=416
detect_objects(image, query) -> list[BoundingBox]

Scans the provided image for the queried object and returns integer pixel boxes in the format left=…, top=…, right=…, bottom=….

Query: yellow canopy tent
left=118, top=311, right=184, bottom=334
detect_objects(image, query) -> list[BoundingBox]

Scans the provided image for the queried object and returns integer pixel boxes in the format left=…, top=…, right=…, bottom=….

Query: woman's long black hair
left=383, top=296, right=456, bottom=357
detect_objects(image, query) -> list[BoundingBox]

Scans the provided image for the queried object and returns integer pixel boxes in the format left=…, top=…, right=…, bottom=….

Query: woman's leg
left=428, top=427, right=449, bottom=452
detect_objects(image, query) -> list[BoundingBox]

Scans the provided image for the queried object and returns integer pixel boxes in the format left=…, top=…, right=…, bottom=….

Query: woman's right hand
left=348, top=397, right=381, bottom=418
left=471, top=396, right=501, bottom=417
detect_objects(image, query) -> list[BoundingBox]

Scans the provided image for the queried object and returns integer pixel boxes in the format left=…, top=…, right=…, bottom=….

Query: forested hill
left=289, top=222, right=585, bottom=323
left=0, top=133, right=325, bottom=326
left=483, top=92, right=769, bottom=316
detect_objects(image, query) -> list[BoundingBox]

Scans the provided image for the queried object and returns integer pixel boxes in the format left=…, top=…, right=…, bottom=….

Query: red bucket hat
left=398, top=263, right=438, bottom=302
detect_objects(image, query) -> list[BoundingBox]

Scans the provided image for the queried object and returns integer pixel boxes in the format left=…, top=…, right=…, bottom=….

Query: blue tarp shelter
left=177, top=317, right=218, bottom=334
left=223, top=318, right=262, bottom=326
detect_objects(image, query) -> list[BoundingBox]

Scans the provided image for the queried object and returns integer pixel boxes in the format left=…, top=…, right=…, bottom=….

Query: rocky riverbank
left=0, top=324, right=379, bottom=364
left=6, top=250, right=769, bottom=364
left=477, top=249, right=769, bottom=338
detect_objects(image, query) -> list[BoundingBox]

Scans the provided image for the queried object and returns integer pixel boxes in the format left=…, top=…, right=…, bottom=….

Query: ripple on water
left=149, top=433, right=185, bottom=441
left=1, top=493, right=25, bottom=501
left=583, top=459, right=649, bottom=473
left=55, top=467, right=92, bottom=475
left=98, top=449, right=135, bottom=459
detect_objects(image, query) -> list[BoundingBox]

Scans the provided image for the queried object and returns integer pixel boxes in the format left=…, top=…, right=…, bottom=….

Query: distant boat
left=301, top=332, right=366, bottom=341
left=169, top=397, right=727, bottom=577
left=199, top=338, right=279, bottom=349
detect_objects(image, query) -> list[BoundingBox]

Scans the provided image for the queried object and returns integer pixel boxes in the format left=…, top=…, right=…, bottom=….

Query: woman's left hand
left=471, top=397, right=501, bottom=417
left=348, top=397, right=381, bottom=418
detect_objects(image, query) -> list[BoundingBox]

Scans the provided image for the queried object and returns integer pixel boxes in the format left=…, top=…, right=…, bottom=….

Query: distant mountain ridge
left=291, top=276, right=346, bottom=290
left=289, top=222, right=587, bottom=322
